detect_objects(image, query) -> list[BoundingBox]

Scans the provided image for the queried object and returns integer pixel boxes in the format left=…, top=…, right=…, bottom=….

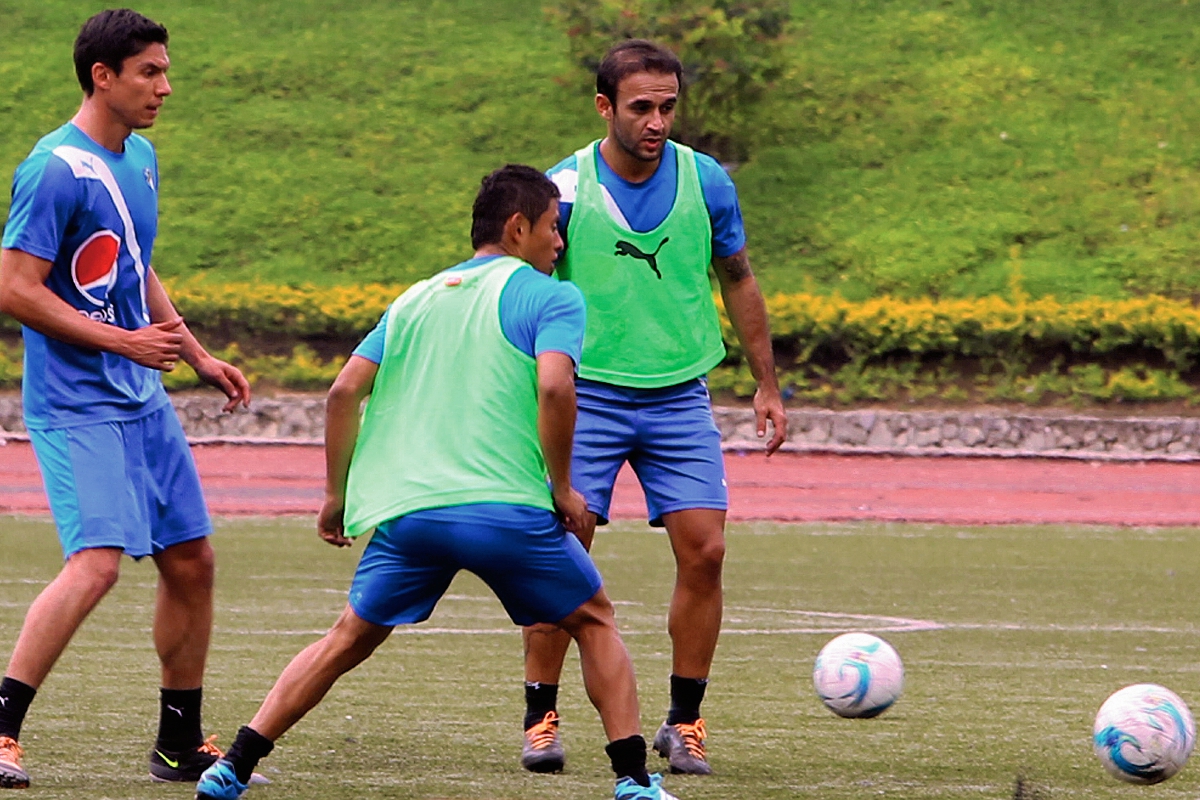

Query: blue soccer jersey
left=547, top=140, right=747, bottom=258
left=2, top=123, right=170, bottom=429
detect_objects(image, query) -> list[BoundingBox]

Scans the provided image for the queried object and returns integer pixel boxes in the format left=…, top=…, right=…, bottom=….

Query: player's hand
left=317, top=496, right=353, bottom=548
left=193, top=354, right=252, bottom=412
left=122, top=317, right=184, bottom=371
left=553, top=486, right=589, bottom=534
left=754, top=384, right=788, bottom=456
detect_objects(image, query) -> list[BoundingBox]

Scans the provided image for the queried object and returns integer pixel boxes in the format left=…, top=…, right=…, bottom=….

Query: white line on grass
left=215, top=610, right=1200, bottom=637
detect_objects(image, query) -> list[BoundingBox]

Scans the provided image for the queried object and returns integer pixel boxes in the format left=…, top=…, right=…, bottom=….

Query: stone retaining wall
left=2, top=393, right=1199, bottom=461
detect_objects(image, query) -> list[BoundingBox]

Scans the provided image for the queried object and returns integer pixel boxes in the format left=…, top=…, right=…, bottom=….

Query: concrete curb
left=2, top=393, right=1200, bottom=462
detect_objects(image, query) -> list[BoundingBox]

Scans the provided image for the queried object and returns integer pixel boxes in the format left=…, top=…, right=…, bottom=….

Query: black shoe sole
left=0, top=772, right=30, bottom=789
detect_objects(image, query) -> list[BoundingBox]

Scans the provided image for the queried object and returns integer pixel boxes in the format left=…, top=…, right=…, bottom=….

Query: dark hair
left=596, top=39, right=682, bottom=104
left=74, top=8, right=169, bottom=95
left=471, top=165, right=560, bottom=249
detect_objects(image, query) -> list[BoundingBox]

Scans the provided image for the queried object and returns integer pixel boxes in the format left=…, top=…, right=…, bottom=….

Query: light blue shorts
left=28, top=404, right=211, bottom=559
left=348, top=504, right=602, bottom=628
left=573, top=377, right=728, bottom=527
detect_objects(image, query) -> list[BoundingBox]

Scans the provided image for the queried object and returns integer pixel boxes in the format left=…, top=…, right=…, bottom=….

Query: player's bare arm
left=319, top=355, right=378, bottom=547
left=713, top=247, right=788, bottom=454
left=0, top=247, right=185, bottom=369
left=145, top=269, right=250, bottom=411
left=536, top=350, right=588, bottom=533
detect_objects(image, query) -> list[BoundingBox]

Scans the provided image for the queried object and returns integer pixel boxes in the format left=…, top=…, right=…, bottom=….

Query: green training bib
left=557, top=140, right=726, bottom=388
left=343, top=257, right=552, bottom=538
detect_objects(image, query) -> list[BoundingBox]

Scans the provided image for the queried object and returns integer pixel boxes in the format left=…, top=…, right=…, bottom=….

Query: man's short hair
left=74, top=8, right=169, bottom=95
left=471, top=165, right=561, bottom=249
left=596, top=39, right=683, bottom=104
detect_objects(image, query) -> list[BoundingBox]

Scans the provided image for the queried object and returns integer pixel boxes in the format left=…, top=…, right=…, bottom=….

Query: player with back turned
left=0, top=8, right=251, bottom=790
left=193, top=165, right=681, bottom=800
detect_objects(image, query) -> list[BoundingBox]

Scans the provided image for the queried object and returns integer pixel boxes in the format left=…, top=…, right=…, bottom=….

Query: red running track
left=1, top=441, right=1199, bottom=526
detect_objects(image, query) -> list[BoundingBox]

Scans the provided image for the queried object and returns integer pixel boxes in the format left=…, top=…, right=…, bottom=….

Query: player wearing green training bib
left=520, top=40, right=789, bottom=777
left=195, top=166, right=683, bottom=800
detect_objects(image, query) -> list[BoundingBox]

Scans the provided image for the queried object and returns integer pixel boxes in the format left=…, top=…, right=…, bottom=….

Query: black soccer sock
left=606, top=735, right=650, bottom=787
left=665, top=674, right=708, bottom=726
left=0, top=677, right=36, bottom=741
left=156, top=687, right=204, bottom=751
left=524, top=681, right=559, bottom=730
left=225, top=725, right=275, bottom=785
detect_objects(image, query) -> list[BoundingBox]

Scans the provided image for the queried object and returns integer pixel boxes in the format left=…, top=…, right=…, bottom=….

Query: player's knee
left=64, top=555, right=120, bottom=600
left=164, top=540, right=216, bottom=589
left=679, top=537, right=725, bottom=586
left=326, top=609, right=388, bottom=665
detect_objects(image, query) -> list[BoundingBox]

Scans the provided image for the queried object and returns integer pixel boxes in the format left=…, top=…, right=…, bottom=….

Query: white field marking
left=950, top=621, right=1200, bottom=634
left=210, top=599, right=1200, bottom=637
left=722, top=606, right=945, bottom=633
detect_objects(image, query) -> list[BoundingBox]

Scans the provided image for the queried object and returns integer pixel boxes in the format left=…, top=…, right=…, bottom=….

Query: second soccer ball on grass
left=1093, top=683, right=1195, bottom=785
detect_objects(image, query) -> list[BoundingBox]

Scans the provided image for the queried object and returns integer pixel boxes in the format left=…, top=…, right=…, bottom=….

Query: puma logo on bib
left=614, top=237, right=670, bottom=279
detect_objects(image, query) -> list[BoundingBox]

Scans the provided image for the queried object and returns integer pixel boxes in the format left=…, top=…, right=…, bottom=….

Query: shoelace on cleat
left=0, top=736, right=24, bottom=767
left=524, top=711, right=560, bottom=750
left=197, top=734, right=226, bottom=759
left=673, top=718, right=707, bottom=760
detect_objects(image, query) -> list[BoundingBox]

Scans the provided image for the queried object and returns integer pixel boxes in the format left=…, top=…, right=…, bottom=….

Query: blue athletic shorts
left=28, top=404, right=211, bottom=559
left=347, top=504, right=603, bottom=628
left=573, top=377, right=728, bottom=527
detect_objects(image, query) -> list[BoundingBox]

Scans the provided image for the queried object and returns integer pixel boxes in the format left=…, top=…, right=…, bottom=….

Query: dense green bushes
left=5, top=285, right=1200, bottom=405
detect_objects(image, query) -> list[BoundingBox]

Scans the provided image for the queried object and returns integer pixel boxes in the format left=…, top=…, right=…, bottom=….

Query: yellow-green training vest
left=557, top=140, right=726, bottom=388
left=342, top=256, right=552, bottom=539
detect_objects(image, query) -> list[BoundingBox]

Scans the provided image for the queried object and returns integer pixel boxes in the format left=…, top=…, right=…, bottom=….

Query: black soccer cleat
left=149, top=734, right=225, bottom=782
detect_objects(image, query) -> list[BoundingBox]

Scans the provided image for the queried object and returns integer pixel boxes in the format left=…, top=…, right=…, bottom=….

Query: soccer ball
left=812, top=632, right=904, bottom=718
left=1093, top=683, right=1195, bottom=784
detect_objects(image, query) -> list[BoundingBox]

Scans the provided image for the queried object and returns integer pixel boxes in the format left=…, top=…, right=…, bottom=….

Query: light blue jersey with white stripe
left=2, top=122, right=168, bottom=429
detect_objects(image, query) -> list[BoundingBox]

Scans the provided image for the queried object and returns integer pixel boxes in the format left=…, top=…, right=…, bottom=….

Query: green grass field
left=2, top=515, right=1200, bottom=799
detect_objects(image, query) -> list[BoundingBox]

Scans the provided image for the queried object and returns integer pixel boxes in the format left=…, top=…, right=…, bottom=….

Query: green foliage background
left=2, top=0, right=1198, bottom=300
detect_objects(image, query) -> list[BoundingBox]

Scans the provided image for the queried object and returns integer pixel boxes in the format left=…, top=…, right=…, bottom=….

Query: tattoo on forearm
left=718, top=251, right=754, bottom=282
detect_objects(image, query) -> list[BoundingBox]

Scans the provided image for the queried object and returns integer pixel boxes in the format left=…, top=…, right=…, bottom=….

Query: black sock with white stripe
left=156, top=687, right=204, bottom=752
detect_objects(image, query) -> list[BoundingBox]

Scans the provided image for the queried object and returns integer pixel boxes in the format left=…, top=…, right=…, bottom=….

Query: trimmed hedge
left=753, top=293, right=1200, bottom=369
left=166, top=282, right=1200, bottom=370
left=4, top=286, right=1200, bottom=402
left=166, top=280, right=399, bottom=339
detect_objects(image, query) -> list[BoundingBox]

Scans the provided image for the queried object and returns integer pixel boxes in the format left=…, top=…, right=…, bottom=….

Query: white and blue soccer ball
left=812, top=632, right=904, bottom=718
left=1093, top=683, right=1195, bottom=784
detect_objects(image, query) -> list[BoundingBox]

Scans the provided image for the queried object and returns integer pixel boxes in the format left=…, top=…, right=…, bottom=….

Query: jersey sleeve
left=695, top=152, right=747, bottom=258
left=351, top=308, right=389, bottom=364
left=547, top=154, right=578, bottom=244
left=1, top=154, right=77, bottom=261
left=499, top=267, right=586, bottom=365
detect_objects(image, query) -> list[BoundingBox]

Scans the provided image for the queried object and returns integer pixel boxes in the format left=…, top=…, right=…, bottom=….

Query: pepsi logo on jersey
left=71, top=229, right=120, bottom=322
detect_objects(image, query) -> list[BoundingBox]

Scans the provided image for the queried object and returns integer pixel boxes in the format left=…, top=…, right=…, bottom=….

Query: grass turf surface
left=2, top=515, right=1199, bottom=798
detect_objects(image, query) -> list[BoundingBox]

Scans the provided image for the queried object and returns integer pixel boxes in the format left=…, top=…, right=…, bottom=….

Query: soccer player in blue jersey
left=0, top=9, right=251, bottom=790
left=519, top=39, right=788, bottom=776
left=193, top=165, right=679, bottom=800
